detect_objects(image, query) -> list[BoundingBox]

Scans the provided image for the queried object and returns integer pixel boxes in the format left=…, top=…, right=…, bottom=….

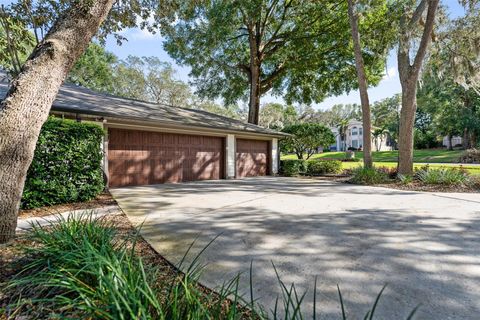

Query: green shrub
left=460, top=148, right=480, bottom=164
left=350, top=166, right=389, bottom=185
left=280, top=159, right=307, bottom=176
left=21, top=117, right=105, bottom=209
left=416, top=168, right=468, bottom=185
left=376, top=166, right=398, bottom=179
left=306, top=160, right=342, bottom=175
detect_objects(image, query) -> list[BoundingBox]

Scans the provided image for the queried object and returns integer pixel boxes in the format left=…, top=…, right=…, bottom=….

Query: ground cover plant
left=346, top=164, right=479, bottom=192
left=0, top=213, right=421, bottom=319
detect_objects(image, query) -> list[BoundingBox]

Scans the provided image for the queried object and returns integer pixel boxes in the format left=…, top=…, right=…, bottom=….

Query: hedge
left=280, top=159, right=342, bottom=177
left=280, top=159, right=308, bottom=176
left=306, top=160, right=342, bottom=175
left=21, top=117, right=105, bottom=209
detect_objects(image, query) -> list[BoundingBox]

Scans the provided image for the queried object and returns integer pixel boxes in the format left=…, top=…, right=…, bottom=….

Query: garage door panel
left=236, top=139, right=269, bottom=178
left=108, top=128, right=224, bottom=187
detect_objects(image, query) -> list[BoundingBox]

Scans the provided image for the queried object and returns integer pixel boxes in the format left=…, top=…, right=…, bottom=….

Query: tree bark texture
left=0, top=0, right=115, bottom=243
left=348, top=0, right=373, bottom=168
left=397, top=0, right=439, bottom=175
left=248, top=63, right=261, bottom=124
left=247, top=22, right=262, bottom=125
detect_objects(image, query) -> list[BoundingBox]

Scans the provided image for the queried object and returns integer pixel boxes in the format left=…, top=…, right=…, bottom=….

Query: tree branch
left=412, top=0, right=440, bottom=78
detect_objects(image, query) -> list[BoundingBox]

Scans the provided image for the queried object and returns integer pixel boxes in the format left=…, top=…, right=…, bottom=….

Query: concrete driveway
left=111, top=177, right=480, bottom=319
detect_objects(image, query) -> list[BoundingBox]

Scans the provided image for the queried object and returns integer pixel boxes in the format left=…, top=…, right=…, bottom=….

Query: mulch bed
left=18, top=192, right=117, bottom=219
left=296, top=174, right=479, bottom=193
left=372, top=181, right=480, bottom=193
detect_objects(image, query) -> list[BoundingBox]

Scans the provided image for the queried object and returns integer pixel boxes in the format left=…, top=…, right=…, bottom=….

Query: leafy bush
left=350, top=167, right=389, bottom=185
left=376, top=166, right=398, bottom=179
left=460, top=148, right=480, bottom=163
left=307, top=160, right=342, bottom=175
left=280, top=159, right=307, bottom=176
left=281, top=123, right=335, bottom=159
left=416, top=168, right=469, bottom=185
left=414, top=129, right=440, bottom=149
left=21, top=117, right=105, bottom=209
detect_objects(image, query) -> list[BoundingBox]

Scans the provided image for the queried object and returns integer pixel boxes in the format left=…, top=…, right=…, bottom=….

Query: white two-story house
left=329, top=120, right=393, bottom=151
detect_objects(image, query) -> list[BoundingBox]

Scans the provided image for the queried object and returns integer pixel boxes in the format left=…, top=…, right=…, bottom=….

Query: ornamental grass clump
left=415, top=168, right=469, bottom=185
left=4, top=213, right=247, bottom=320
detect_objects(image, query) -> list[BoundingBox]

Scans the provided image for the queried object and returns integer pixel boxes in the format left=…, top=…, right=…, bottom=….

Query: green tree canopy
left=67, top=43, right=117, bottom=93
left=158, top=0, right=388, bottom=124
left=281, top=123, right=335, bottom=160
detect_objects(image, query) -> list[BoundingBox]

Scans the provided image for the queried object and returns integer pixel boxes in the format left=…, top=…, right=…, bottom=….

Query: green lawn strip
left=281, top=149, right=464, bottom=163
left=340, top=161, right=480, bottom=175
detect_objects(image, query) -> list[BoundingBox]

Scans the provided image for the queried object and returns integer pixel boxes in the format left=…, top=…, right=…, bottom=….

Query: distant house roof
left=0, top=71, right=286, bottom=137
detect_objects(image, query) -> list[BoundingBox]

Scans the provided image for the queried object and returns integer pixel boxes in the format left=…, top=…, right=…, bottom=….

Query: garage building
left=0, top=75, right=285, bottom=188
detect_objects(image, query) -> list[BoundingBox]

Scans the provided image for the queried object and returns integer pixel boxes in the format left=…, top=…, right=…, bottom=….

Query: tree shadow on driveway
left=111, top=177, right=480, bottom=319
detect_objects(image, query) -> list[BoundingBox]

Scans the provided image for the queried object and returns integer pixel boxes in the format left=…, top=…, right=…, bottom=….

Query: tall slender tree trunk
left=397, top=0, right=439, bottom=175
left=248, top=63, right=261, bottom=124
left=447, top=133, right=453, bottom=150
left=463, top=128, right=470, bottom=149
left=398, top=81, right=417, bottom=174
left=348, top=0, right=372, bottom=169
left=246, top=21, right=262, bottom=125
left=471, top=132, right=477, bottom=149
left=0, top=0, right=114, bottom=243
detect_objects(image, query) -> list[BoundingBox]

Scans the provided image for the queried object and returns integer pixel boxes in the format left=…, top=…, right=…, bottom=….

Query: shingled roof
left=0, top=71, right=286, bottom=137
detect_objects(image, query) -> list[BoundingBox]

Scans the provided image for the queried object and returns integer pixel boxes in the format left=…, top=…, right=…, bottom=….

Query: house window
left=359, top=128, right=363, bottom=135
left=352, top=140, right=359, bottom=148
left=352, top=127, right=358, bottom=135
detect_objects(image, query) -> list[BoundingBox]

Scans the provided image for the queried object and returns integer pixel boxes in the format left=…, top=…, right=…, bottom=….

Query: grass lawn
left=339, top=161, right=480, bottom=175
left=282, top=149, right=464, bottom=163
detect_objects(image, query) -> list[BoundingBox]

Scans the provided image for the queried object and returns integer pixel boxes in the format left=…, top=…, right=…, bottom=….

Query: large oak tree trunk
left=397, top=0, right=439, bottom=175
left=0, top=0, right=114, bottom=243
left=348, top=0, right=373, bottom=168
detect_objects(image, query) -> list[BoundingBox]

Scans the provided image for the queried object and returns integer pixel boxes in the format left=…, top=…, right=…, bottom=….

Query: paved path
left=16, top=205, right=120, bottom=232
left=111, top=177, right=480, bottom=319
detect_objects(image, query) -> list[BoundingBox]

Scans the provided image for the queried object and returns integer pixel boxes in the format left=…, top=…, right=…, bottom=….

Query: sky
left=0, top=0, right=468, bottom=110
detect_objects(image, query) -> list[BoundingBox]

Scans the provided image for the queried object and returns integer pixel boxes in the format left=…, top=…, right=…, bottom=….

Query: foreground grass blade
left=337, top=285, right=347, bottom=320
left=368, top=284, right=387, bottom=320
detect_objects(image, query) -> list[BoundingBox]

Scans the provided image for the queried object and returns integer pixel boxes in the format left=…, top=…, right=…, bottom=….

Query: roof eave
left=51, top=106, right=289, bottom=138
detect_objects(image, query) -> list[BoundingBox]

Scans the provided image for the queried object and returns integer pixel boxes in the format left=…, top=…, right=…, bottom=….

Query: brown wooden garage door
left=108, top=128, right=224, bottom=187
left=236, top=139, right=269, bottom=178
